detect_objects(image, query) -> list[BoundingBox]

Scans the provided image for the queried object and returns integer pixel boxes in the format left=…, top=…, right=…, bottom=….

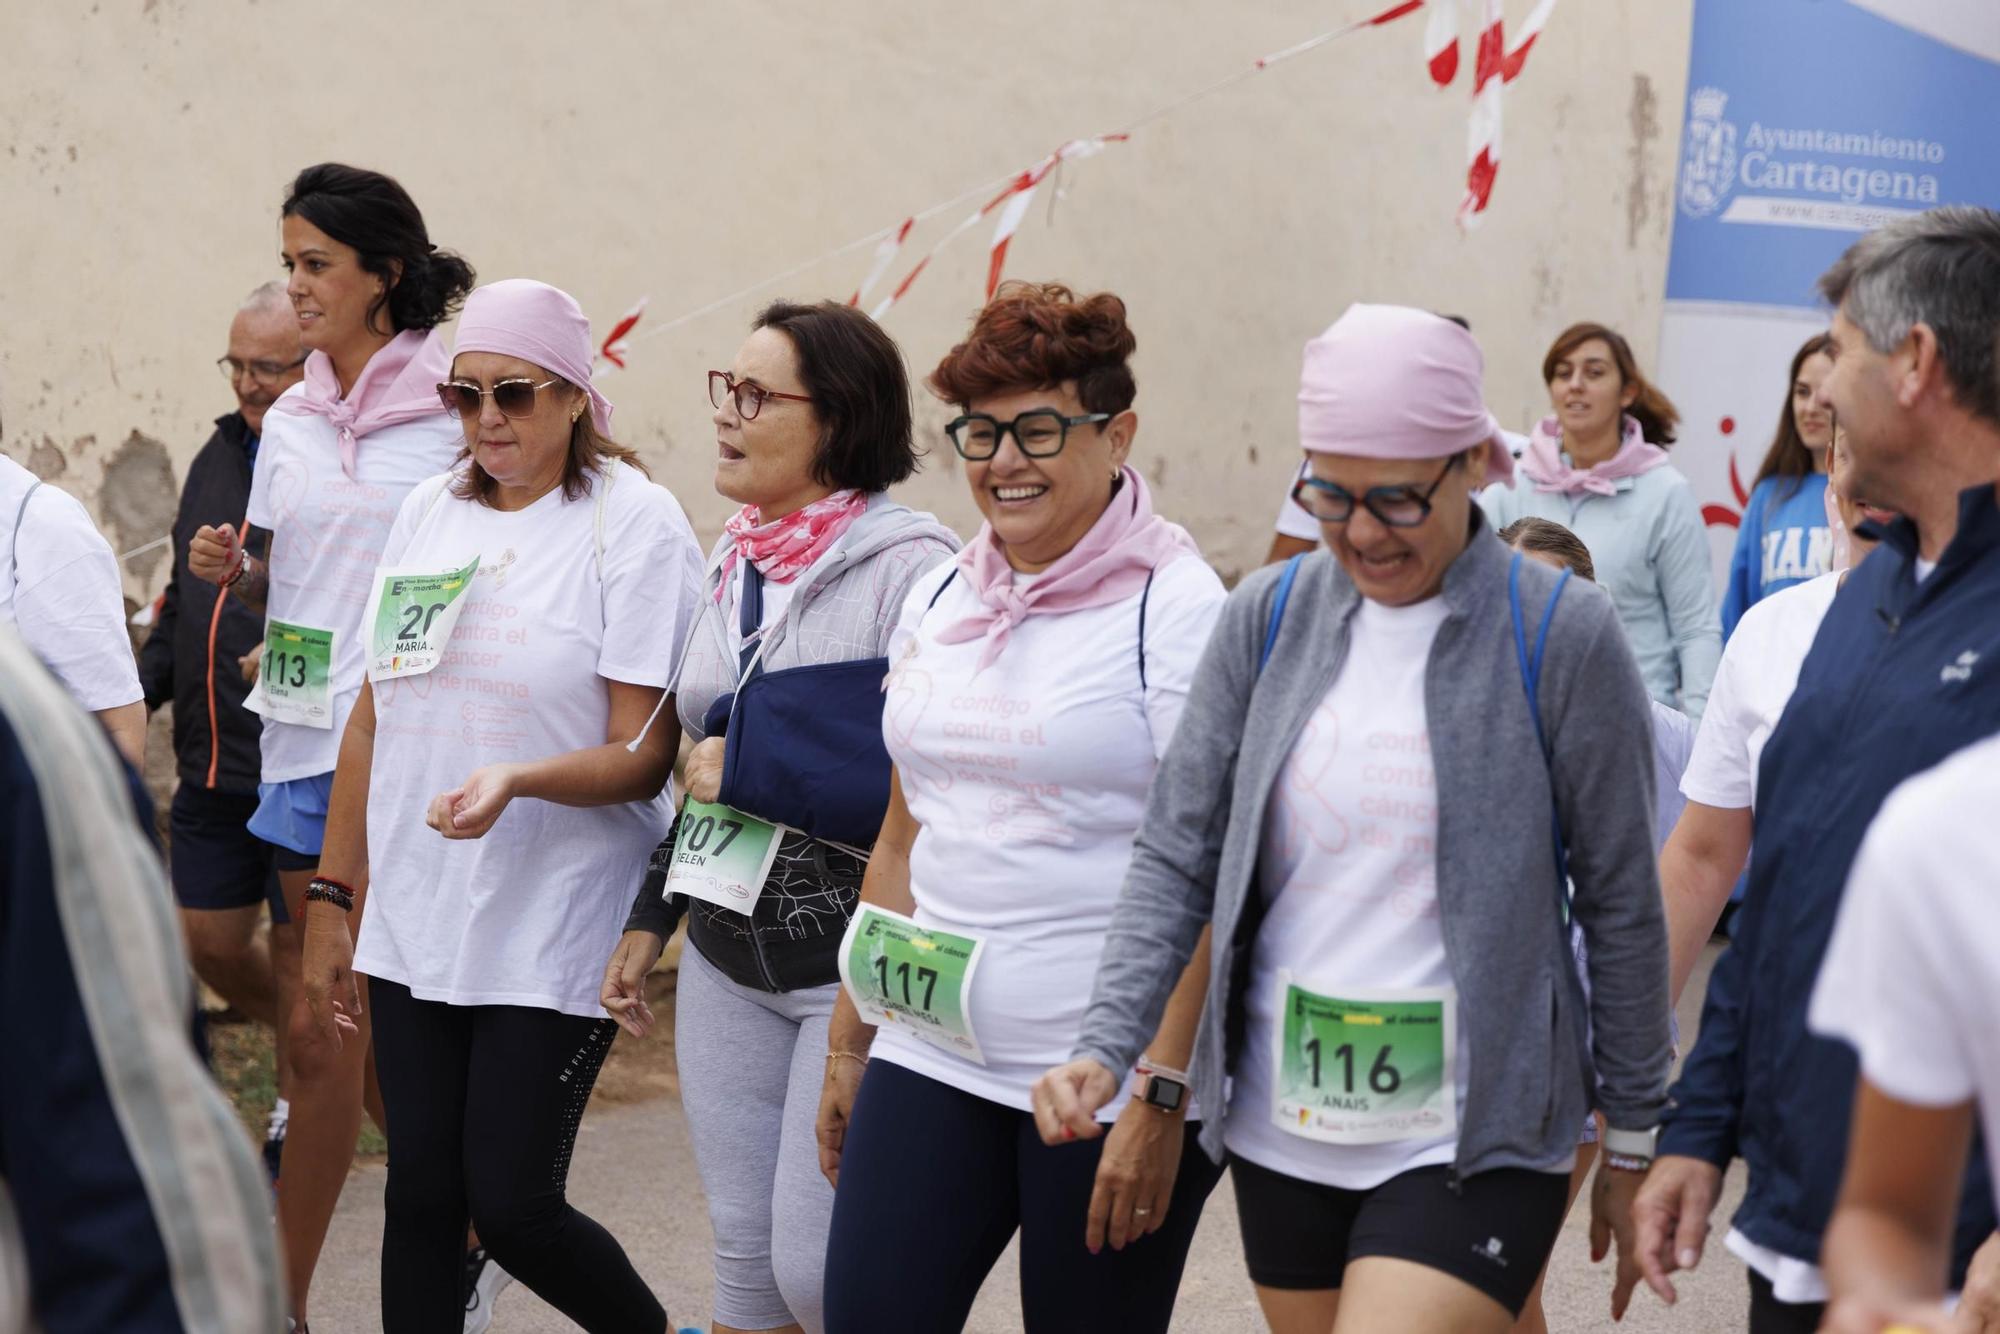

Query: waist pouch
left=716, top=656, right=893, bottom=847
left=686, top=826, right=868, bottom=993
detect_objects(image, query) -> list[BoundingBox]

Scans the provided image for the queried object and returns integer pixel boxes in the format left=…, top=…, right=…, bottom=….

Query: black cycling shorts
left=1228, top=1154, right=1571, bottom=1317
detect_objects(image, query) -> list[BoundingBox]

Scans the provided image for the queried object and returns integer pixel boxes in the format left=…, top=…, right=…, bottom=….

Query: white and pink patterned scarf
left=714, top=488, right=868, bottom=603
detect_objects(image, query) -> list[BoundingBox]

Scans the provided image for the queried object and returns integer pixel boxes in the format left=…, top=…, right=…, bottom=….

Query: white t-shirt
left=872, top=553, right=1226, bottom=1114
left=1680, top=572, right=1840, bottom=811
left=246, top=397, right=464, bottom=782
left=1811, top=730, right=2000, bottom=1225
left=1226, top=594, right=1495, bottom=1190
left=351, top=466, right=704, bottom=1017
left=0, top=455, right=142, bottom=711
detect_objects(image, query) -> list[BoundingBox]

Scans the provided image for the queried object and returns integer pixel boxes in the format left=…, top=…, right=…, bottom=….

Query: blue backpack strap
left=1137, top=567, right=1157, bottom=691
left=924, top=566, right=959, bottom=612
left=1258, top=554, right=1304, bottom=676
left=1509, top=552, right=1574, bottom=921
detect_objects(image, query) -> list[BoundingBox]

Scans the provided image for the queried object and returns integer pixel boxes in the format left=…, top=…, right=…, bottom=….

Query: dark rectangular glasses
left=1290, top=456, right=1462, bottom=527
left=945, top=409, right=1111, bottom=460
left=437, top=377, right=561, bottom=420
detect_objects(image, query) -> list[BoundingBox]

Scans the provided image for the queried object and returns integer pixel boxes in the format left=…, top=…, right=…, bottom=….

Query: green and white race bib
left=664, top=799, right=784, bottom=915
left=366, top=556, right=480, bottom=681
left=247, top=619, right=335, bottom=729
left=837, top=904, right=988, bottom=1066
left=1271, top=975, right=1457, bottom=1145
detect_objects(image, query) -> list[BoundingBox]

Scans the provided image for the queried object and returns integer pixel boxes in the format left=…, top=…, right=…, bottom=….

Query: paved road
left=310, top=945, right=1754, bottom=1332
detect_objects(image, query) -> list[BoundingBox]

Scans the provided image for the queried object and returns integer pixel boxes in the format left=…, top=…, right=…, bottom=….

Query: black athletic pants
left=1748, top=1269, right=1826, bottom=1334
left=368, top=978, right=665, bottom=1334
left=822, top=1059, right=1223, bottom=1333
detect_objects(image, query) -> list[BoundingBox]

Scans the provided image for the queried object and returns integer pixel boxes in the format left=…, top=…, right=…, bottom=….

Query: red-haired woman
left=814, top=283, right=1226, bottom=1331
left=1719, top=333, right=1835, bottom=639
left=1481, top=323, right=1721, bottom=719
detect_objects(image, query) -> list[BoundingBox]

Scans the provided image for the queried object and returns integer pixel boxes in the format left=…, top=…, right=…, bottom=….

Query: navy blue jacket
left=1661, top=484, right=2000, bottom=1280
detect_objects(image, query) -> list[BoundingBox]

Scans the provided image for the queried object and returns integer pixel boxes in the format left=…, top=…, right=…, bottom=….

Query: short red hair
left=928, top=282, right=1137, bottom=414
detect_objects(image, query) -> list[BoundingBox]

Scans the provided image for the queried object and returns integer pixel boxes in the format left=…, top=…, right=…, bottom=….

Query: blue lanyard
left=1509, top=552, right=1574, bottom=924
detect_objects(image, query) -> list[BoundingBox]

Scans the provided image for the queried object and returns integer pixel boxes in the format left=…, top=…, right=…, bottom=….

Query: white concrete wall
left=0, top=0, right=1694, bottom=590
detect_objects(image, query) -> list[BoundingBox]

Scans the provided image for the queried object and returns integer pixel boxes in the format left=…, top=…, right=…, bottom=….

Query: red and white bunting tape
left=1459, top=0, right=1505, bottom=225
left=597, top=297, right=648, bottom=369
left=848, top=216, right=915, bottom=307
left=1502, top=0, right=1557, bottom=81
left=1424, top=0, right=1463, bottom=85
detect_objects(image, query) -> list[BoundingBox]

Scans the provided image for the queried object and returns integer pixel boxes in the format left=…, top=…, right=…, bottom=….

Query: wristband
left=305, top=877, right=355, bottom=913
left=218, top=542, right=249, bottom=589
left=1601, top=1125, right=1659, bottom=1159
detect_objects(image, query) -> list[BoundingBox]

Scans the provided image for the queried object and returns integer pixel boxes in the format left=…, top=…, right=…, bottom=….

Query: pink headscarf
left=274, top=327, right=452, bottom=478
left=1297, top=304, right=1513, bottom=486
left=936, top=466, right=1198, bottom=673
left=451, top=279, right=615, bottom=436
left=1518, top=413, right=1670, bottom=497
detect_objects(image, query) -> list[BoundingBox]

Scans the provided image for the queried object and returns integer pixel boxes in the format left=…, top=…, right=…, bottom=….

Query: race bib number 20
left=367, top=556, right=480, bottom=682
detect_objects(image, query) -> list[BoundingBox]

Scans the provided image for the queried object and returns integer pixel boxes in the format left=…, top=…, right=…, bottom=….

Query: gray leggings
left=676, top=945, right=837, bottom=1332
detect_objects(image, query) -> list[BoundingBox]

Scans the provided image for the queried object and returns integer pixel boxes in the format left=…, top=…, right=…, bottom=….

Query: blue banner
left=1665, top=0, right=2000, bottom=310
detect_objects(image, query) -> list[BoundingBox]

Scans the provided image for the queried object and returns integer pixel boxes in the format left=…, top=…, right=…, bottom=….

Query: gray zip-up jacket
left=1074, top=514, right=1672, bottom=1176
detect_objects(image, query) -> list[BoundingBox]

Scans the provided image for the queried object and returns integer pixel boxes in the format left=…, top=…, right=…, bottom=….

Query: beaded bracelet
left=304, top=877, right=355, bottom=913
left=217, top=543, right=250, bottom=589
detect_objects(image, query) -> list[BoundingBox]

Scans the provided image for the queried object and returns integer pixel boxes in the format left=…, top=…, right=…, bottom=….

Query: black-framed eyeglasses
left=944, top=409, right=1111, bottom=460
left=1290, top=456, right=1462, bottom=527
left=436, top=377, right=563, bottom=420
left=709, top=370, right=811, bottom=421
left=217, top=353, right=308, bottom=384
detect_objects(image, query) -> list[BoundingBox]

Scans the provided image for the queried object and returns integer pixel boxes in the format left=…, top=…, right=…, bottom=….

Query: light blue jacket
left=1481, top=464, right=1721, bottom=720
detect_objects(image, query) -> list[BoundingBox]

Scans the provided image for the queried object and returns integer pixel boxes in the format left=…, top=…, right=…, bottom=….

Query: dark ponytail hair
left=1542, top=321, right=1680, bottom=447
left=282, top=163, right=474, bottom=336
left=1752, top=333, right=1834, bottom=503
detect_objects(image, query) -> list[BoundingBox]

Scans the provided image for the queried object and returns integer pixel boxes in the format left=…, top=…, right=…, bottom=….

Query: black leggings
left=822, top=1059, right=1223, bottom=1333
left=368, top=978, right=665, bottom=1334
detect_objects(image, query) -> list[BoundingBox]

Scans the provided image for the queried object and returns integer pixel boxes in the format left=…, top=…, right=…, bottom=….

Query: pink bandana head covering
left=935, top=466, right=1199, bottom=674
left=274, top=327, right=452, bottom=478
left=451, top=279, right=615, bottom=436
left=716, top=489, right=870, bottom=603
left=1297, top=304, right=1512, bottom=486
left=1518, top=413, right=1670, bottom=497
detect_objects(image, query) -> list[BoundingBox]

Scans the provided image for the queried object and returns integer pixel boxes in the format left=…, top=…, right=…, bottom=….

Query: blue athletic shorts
left=247, top=771, right=335, bottom=871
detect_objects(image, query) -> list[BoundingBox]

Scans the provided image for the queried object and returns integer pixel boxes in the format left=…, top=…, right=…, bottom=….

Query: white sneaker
left=463, top=1247, right=513, bottom=1334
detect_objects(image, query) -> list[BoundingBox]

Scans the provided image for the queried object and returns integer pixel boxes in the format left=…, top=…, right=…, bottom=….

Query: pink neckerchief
left=273, top=328, right=452, bottom=478
left=936, top=466, right=1198, bottom=673
left=1518, top=413, right=1670, bottom=497
left=714, top=488, right=869, bottom=604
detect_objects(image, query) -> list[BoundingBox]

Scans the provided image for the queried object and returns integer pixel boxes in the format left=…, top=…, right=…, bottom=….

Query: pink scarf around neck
left=1518, top=413, right=1670, bottom=497
left=715, top=488, right=869, bottom=603
left=274, top=328, right=452, bottom=478
left=936, top=466, right=1198, bottom=673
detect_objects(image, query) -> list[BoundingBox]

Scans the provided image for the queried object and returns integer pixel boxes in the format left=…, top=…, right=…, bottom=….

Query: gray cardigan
left=1074, top=514, right=1672, bottom=1176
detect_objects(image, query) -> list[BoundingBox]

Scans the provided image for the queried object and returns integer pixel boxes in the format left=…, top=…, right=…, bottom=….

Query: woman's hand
left=300, top=902, right=361, bottom=1050
left=427, top=763, right=521, bottom=840
left=599, top=930, right=664, bottom=1039
left=816, top=1052, right=868, bottom=1188
left=1085, top=1094, right=1186, bottom=1254
left=187, top=523, right=242, bottom=585
left=1031, top=1058, right=1121, bottom=1146
left=683, top=737, right=726, bottom=806
left=238, top=642, right=263, bottom=684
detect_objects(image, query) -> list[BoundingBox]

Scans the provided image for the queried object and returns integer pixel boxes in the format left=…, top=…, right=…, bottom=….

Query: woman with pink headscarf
left=1037, top=306, right=1673, bottom=1334
left=299, top=279, right=703, bottom=1331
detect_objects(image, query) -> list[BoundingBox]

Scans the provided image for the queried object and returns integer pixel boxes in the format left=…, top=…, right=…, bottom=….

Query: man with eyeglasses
left=138, top=280, right=306, bottom=1182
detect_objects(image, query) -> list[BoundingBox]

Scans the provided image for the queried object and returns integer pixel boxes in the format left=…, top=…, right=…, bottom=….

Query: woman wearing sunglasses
left=298, top=278, right=703, bottom=1331
left=815, top=283, right=1226, bottom=1333
left=1034, top=306, right=1673, bottom=1334
left=183, top=161, right=472, bottom=1331
left=599, top=300, right=957, bottom=1334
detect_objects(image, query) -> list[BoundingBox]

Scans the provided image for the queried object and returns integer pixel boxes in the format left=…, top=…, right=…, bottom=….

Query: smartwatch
left=1136, top=1060, right=1188, bottom=1114
left=1602, top=1125, right=1659, bottom=1172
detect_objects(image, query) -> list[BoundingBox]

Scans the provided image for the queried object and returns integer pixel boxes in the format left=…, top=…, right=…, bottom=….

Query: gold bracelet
left=826, top=1050, right=869, bottom=1068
